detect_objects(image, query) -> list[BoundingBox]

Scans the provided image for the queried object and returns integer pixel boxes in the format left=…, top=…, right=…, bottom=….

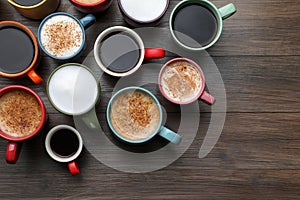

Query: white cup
left=45, top=125, right=83, bottom=176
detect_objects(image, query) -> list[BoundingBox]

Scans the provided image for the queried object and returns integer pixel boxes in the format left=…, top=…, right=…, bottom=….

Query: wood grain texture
left=0, top=0, right=299, bottom=199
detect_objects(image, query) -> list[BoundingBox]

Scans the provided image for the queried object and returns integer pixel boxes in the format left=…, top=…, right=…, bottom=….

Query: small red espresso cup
left=158, top=58, right=215, bottom=105
left=0, top=85, right=47, bottom=164
left=69, top=0, right=113, bottom=13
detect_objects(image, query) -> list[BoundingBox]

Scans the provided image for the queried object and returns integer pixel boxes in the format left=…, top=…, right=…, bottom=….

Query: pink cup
left=158, top=58, right=215, bottom=105
left=69, top=0, right=113, bottom=13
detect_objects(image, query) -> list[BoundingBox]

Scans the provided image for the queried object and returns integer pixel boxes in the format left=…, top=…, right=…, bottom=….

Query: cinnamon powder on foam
left=41, top=15, right=83, bottom=58
left=0, top=90, right=42, bottom=137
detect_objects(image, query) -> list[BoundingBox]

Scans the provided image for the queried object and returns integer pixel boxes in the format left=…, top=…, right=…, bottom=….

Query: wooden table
left=0, top=0, right=299, bottom=199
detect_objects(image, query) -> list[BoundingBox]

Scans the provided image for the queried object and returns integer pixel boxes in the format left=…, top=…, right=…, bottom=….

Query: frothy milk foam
left=120, top=0, right=168, bottom=22
left=161, top=61, right=202, bottom=103
left=48, top=65, right=98, bottom=115
left=40, top=15, right=83, bottom=58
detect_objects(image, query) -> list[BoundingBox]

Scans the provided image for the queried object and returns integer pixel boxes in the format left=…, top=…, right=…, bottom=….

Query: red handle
left=68, top=161, right=80, bottom=176
left=200, top=91, right=215, bottom=105
left=6, top=142, right=22, bottom=164
left=144, top=48, right=165, bottom=60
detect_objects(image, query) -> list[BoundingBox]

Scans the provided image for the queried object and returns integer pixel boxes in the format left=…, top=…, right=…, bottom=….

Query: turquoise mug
left=106, top=87, right=181, bottom=144
left=38, top=12, right=95, bottom=61
left=170, top=0, right=236, bottom=50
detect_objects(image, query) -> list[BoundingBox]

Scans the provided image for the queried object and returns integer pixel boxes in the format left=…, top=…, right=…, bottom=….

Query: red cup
left=158, top=58, right=215, bottom=105
left=69, top=0, right=113, bottom=13
left=0, top=85, right=47, bottom=164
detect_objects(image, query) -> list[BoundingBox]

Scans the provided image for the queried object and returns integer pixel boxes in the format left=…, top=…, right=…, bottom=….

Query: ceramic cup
left=158, top=58, right=215, bottom=105
left=0, top=85, right=47, bottom=164
left=170, top=0, right=236, bottom=50
left=117, top=0, right=170, bottom=27
left=46, top=63, right=100, bottom=116
left=7, top=0, right=60, bottom=20
left=94, top=26, right=165, bottom=77
left=38, top=12, right=96, bottom=61
left=69, top=0, right=113, bottom=13
left=0, top=21, right=43, bottom=84
left=45, top=125, right=83, bottom=176
left=107, top=87, right=182, bottom=145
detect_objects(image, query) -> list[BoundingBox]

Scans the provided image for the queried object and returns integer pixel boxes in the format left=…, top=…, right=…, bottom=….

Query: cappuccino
left=0, top=90, right=42, bottom=137
left=75, top=0, right=101, bottom=4
left=109, top=90, right=160, bottom=141
left=40, top=15, right=83, bottom=58
left=161, top=61, right=202, bottom=103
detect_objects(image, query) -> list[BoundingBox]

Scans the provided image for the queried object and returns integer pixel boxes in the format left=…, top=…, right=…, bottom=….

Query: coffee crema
left=110, top=90, right=160, bottom=141
left=40, top=15, right=83, bottom=58
left=0, top=90, right=42, bottom=138
left=75, top=0, right=101, bottom=4
left=161, top=61, right=202, bottom=103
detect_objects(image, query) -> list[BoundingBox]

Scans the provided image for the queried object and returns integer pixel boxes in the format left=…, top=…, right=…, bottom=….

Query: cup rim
left=117, top=0, right=170, bottom=24
left=93, top=26, right=145, bottom=77
left=0, top=85, right=47, bottom=141
left=0, top=21, right=40, bottom=78
left=169, top=0, right=223, bottom=51
left=45, top=125, right=83, bottom=163
left=46, top=63, right=101, bottom=116
left=70, top=0, right=107, bottom=7
left=7, top=0, right=47, bottom=9
left=37, top=12, right=86, bottom=61
left=158, top=58, right=206, bottom=105
left=106, top=86, right=163, bottom=144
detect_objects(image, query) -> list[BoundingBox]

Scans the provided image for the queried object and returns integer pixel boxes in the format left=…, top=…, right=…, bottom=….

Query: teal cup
left=169, top=0, right=236, bottom=50
left=106, top=87, right=182, bottom=145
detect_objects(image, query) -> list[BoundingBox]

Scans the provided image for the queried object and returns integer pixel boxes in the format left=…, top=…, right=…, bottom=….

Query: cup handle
left=79, top=14, right=96, bottom=29
left=200, top=91, right=215, bottom=105
left=144, top=48, right=165, bottom=60
left=6, top=142, right=22, bottom=164
left=218, top=3, right=236, bottom=20
left=68, top=161, right=80, bottom=176
left=27, top=69, right=43, bottom=85
left=158, top=127, right=182, bottom=145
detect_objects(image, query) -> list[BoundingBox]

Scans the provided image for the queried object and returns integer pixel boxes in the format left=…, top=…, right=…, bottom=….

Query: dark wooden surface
left=0, top=0, right=300, bottom=199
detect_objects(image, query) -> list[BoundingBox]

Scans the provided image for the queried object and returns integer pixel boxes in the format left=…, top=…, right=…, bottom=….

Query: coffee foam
left=40, top=15, right=83, bottom=58
left=120, top=0, right=168, bottom=22
left=0, top=90, right=42, bottom=138
left=110, top=90, right=160, bottom=141
left=161, top=61, right=202, bottom=103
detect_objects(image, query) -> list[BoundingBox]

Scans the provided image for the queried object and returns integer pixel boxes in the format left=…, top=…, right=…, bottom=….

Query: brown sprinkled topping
left=42, top=16, right=83, bottom=57
left=128, top=92, right=153, bottom=127
left=0, top=90, right=42, bottom=138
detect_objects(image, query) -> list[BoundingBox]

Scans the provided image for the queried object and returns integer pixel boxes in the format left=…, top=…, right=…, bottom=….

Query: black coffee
left=99, top=32, right=140, bottom=73
left=0, top=27, right=35, bottom=74
left=13, top=0, right=43, bottom=6
left=172, top=4, right=218, bottom=48
left=50, top=129, right=79, bottom=157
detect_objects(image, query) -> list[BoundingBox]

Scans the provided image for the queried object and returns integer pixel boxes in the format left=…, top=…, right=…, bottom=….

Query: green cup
left=169, top=0, right=236, bottom=51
